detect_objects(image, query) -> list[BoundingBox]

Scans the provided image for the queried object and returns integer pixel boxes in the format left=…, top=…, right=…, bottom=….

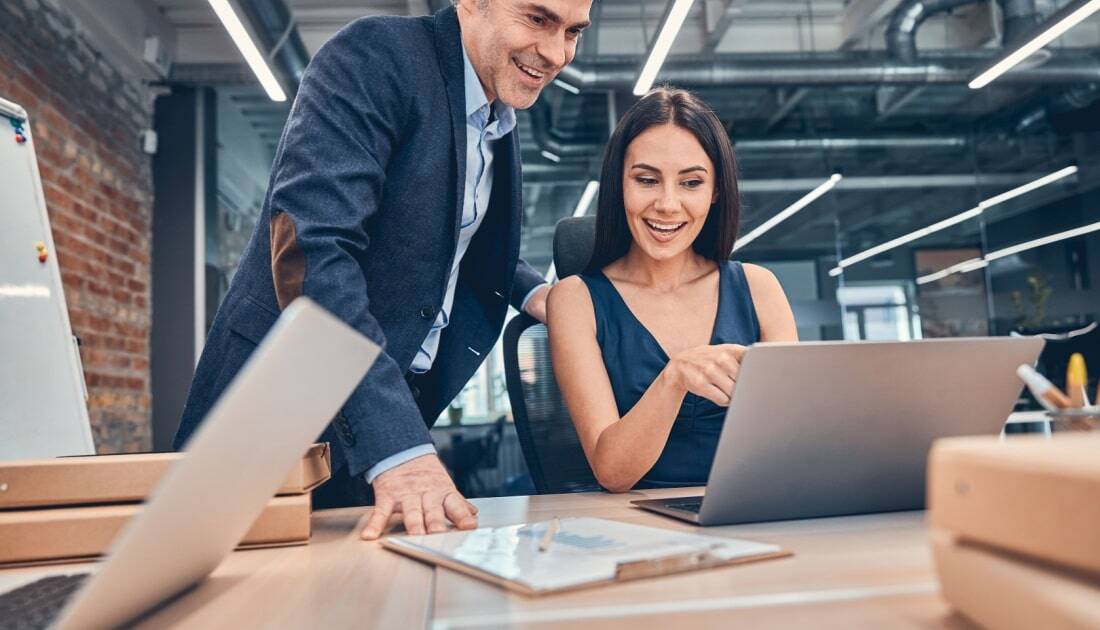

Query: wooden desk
left=0, top=488, right=970, bottom=628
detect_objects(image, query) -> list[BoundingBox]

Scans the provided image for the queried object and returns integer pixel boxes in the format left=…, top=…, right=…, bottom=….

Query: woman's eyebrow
left=630, top=163, right=709, bottom=174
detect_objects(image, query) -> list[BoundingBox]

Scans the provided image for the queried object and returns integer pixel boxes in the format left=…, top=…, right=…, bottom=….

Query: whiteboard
left=0, top=96, right=95, bottom=459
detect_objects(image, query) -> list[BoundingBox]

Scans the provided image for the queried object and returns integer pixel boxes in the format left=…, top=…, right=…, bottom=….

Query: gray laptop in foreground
left=632, top=337, right=1044, bottom=526
left=0, top=297, right=379, bottom=630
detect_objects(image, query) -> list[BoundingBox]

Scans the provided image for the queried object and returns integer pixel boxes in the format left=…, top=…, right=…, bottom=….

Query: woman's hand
left=663, top=344, right=747, bottom=406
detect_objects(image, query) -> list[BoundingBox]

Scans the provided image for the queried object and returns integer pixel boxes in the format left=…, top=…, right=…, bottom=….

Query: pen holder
left=1045, top=408, right=1100, bottom=432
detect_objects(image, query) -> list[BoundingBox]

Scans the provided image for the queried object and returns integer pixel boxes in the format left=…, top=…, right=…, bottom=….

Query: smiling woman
left=547, top=88, right=798, bottom=493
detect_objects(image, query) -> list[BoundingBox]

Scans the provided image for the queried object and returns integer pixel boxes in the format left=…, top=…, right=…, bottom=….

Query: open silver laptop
left=632, top=337, right=1044, bottom=526
left=0, top=297, right=379, bottom=629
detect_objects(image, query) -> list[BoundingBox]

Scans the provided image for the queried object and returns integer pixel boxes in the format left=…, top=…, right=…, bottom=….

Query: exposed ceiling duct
left=885, top=0, right=985, bottom=64
left=235, top=0, right=310, bottom=94
left=555, top=51, right=1100, bottom=89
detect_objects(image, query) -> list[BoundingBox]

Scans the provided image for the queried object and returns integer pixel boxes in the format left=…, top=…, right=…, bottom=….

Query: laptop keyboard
left=0, top=573, right=89, bottom=630
left=666, top=497, right=704, bottom=513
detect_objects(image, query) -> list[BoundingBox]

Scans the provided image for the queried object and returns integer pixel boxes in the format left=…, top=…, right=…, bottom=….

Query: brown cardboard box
left=927, top=434, right=1100, bottom=576
left=0, top=493, right=311, bottom=567
left=931, top=530, right=1100, bottom=630
left=0, top=443, right=330, bottom=509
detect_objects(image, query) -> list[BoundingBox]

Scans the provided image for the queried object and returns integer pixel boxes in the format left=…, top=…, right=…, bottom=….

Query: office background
left=2, top=0, right=1098, bottom=493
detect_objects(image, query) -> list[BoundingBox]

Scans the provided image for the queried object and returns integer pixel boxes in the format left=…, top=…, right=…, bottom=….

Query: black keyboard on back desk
left=0, top=573, right=89, bottom=630
left=666, top=497, right=703, bottom=513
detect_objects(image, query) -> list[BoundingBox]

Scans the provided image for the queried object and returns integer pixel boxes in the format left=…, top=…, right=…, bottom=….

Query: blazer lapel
left=432, top=5, right=467, bottom=241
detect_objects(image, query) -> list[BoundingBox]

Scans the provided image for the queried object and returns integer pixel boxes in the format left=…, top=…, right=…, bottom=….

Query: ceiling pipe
left=1000, top=0, right=1040, bottom=47
left=885, top=0, right=984, bottom=64
left=235, top=0, right=310, bottom=93
left=555, top=51, right=1100, bottom=89
left=878, top=0, right=984, bottom=119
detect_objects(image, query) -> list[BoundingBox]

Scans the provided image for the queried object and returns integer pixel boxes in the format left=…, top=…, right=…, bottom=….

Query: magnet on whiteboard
left=35, top=241, right=46, bottom=252
left=38, top=251, right=48, bottom=263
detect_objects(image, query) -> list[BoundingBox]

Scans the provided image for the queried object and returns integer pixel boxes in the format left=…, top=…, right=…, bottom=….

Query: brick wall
left=0, top=0, right=153, bottom=452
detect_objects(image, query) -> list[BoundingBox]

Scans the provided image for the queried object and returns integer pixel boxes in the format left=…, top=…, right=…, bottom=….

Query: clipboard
left=380, top=517, right=792, bottom=595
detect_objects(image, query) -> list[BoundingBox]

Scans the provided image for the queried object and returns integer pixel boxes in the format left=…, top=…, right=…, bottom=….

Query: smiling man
left=173, top=0, right=592, bottom=539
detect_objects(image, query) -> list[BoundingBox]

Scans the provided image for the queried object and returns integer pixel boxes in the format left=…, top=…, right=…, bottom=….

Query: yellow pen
left=1066, top=353, right=1089, bottom=408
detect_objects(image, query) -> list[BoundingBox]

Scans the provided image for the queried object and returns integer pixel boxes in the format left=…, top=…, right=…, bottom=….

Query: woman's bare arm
left=547, top=277, right=687, bottom=492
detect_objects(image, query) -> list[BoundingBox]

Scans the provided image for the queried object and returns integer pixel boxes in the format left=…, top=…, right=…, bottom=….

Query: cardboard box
left=932, top=530, right=1100, bottom=630
left=927, top=434, right=1100, bottom=576
left=0, top=443, right=330, bottom=509
left=0, top=493, right=311, bottom=567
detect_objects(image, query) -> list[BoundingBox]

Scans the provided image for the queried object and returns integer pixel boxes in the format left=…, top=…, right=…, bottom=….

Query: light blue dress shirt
left=366, top=46, right=544, bottom=483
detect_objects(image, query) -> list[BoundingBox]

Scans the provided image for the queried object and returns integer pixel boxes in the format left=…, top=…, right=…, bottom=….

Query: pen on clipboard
left=539, top=517, right=560, bottom=552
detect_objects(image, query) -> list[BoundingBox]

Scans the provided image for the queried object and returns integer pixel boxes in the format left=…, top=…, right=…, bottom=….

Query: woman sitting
left=547, top=88, right=798, bottom=492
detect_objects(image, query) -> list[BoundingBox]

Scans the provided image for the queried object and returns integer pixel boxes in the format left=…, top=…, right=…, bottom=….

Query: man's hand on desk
left=360, top=454, right=479, bottom=539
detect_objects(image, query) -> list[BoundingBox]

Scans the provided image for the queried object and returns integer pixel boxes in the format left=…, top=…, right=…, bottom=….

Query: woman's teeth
left=645, top=219, right=686, bottom=234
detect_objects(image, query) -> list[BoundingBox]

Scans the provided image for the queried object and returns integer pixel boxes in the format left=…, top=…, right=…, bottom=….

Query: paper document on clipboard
left=380, top=517, right=791, bottom=595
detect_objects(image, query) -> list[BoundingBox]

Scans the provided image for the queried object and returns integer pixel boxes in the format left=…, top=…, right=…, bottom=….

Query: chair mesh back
left=503, top=315, right=600, bottom=494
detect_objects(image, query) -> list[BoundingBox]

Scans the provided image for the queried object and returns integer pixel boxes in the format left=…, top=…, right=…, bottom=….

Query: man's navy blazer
left=173, top=5, right=544, bottom=477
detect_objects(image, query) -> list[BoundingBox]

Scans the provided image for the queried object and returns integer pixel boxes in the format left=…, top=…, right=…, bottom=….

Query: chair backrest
left=503, top=216, right=602, bottom=493
left=503, top=313, right=600, bottom=494
left=553, top=216, right=596, bottom=279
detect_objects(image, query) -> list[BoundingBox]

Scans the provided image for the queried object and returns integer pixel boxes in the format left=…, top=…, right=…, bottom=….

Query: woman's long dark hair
left=585, top=87, right=740, bottom=273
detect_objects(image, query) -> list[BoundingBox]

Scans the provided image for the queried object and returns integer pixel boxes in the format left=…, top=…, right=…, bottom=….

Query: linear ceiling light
left=540, top=150, right=562, bottom=163
left=733, top=174, right=841, bottom=252
left=970, top=0, right=1100, bottom=89
left=634, top=0, right=697, bottom=96
left=208, top=0, right=287, bottom=102
left=574, top=181, right=600, bottom=217
left=915, top=258, right=988, bottom=285
left=829, top=165, right=1078, bottom=277
left=916, top=219, right=1100, bottom=285
left=554, top=78, right=580, bottom=95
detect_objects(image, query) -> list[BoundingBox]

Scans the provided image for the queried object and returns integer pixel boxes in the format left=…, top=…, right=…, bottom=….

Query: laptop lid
left=55, top=297, right=379, bottom=629
left=697, top=337, right=1044, bottom=526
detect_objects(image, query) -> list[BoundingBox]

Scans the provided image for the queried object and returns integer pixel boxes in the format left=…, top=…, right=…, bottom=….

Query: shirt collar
left=461, top=45, right=516, bottom=135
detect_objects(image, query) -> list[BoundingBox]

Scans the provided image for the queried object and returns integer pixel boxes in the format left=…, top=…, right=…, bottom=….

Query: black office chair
left=503, top=216, right=600, bottom=494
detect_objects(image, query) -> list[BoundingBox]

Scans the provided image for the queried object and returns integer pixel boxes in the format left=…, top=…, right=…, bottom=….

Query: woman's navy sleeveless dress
left=578, top=261, right=760, bottom=489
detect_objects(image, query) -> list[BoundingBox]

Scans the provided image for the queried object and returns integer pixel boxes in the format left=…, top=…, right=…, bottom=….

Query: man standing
left=173, top=0, right=592, bottom=539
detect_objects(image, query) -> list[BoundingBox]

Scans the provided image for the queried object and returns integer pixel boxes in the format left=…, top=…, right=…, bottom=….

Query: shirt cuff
left=363, top=443, right=437, bottom=484
left=519, top=283, right=548, bottom=314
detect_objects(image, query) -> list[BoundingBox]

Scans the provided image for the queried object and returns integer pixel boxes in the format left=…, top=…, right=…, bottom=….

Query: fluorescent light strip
left=540, top=150, right=561, bottom=163
left=916, top=219, right=1100, bottom=285
left=829, top=165, right=1078, bottom=276
left=734, top=174, right=841, bottom=251
left=208, top=0, right=287, bottom=102
left=915, top=258, right=987, bottom=285
left=985, top=219, right=1100, bottom=261
left=574, top=181, right=600, bottom=217
left=828, top=207, right=983, bottom=277
left=554, top=78, right=580, bottom=95
left=634, top=0, right=697, bottom=96
left=970, top=0, right=1100, bottom=89
left=979, top=165, right=1078, bottom=208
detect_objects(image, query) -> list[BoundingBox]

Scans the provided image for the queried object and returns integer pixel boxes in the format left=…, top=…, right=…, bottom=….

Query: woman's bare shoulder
left=547, top=276, right=596, bottom=328
left=740, top=262, right=783, bottom=294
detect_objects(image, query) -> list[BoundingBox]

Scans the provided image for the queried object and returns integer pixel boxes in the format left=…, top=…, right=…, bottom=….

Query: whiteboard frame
left=1, top=96, right=96, bottom=456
